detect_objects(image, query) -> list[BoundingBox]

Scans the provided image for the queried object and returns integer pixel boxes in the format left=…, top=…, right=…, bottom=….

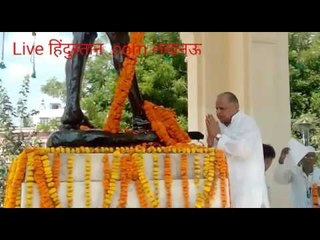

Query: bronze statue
left=47, top=32, right=158, bottom=147
left=60, top=32, right=150, bottom=131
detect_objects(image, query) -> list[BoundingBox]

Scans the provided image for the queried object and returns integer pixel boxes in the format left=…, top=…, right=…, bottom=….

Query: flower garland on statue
left=143, top=101, right=191, bottom=146
left=99, top=31, right=190, bottom=147
left=104, top=32, right=145, bottom=133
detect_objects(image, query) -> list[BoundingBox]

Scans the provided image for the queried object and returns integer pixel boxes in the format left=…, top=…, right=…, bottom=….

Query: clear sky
left=0, top=32, right=109, bottom=125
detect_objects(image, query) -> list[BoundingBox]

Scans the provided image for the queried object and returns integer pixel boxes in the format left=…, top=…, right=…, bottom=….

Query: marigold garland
left=40, top=150, right=61, bottom=208
left=118, top=156, right=130, bottom=208
left=52, top=152, right=61, bottom=190
left=205, top=151, right=216, bottom=208
left=131, top=158, right=148, bottom=208
left=195, top=152, right=215, bottom=208
left=4, top=156, right=18, bottom=207
left=144, top=101, right=176, bottom=146
left=33, top=149, right=54, bottom=208
left=181, top=154, right=189, bottom=208
left=216, top=149, right=228, bottom=208
left=103, top=151, right=120, bottom=208
left=193, top=154, right=201, bottom=188
left=102, top=154, right=110, bottom=204
left=312, top=183, right=319, bottom=208
left=4, top=146, right=229, bottom=208
left=104, top=32, right=145, bottom=133
left=67, top=155, right=74, bottom=208
left=164, top=154, right=172, bottom=208
left=152, top=153, right=160, bottom=200
left=133, top=153, right=159, bottom=208
left=155, top=105, right=190, bottom=144
left=85, top=155, right=91, bottom=208
left=8, top=150, right=27, bottom=208
left=25, top=151, right=34, bottom=208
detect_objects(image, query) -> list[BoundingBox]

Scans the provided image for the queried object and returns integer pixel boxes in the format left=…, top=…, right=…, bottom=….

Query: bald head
left=218, top=92, right=239, bottom=104
left=216, top=92, right=239, bottom=125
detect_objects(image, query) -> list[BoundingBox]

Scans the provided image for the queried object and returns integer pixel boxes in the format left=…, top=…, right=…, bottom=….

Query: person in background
left=274, top=146, right=320, bottom=208
left=263, top=144, right=276, bottom=172
left=261, top=144, right=276, bottom=207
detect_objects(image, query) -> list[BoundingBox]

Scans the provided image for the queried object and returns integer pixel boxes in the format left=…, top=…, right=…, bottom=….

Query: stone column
left=180, top=32, right=292, bottom=207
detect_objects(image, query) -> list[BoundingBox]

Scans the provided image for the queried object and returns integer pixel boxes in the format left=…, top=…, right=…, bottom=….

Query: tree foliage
left=289, top=32, right=320, bottom=149
left=0, top=75, right=40, bottom=207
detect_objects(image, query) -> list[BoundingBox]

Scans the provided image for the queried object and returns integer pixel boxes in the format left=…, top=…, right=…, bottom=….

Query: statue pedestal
left=16, top=149, right=230, bottom=208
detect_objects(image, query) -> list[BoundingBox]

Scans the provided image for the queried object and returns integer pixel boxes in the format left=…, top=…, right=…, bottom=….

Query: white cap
left=306, top=146, right=316, bottom=153
left=287, top=138, right=309, bottom=166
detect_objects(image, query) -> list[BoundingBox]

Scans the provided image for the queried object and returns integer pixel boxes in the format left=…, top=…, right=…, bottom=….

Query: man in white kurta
left=274, top=145, right=320, bottom=208
left=206, top=92, right=267, bottom=208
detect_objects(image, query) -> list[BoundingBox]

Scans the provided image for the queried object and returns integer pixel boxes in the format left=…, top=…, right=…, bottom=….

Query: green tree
left=36, top=118, right=60, bottom=133
left=289, top=32, right=320, bottom=149
left=0, top=76, right=39, bottom=207
left=41, top=77, right=66, bottom=103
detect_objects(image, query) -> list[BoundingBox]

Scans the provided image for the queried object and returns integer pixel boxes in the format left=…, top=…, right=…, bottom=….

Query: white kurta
left=274, top=162, right=320, bottom=208
left=215, top=112, right=267, bottom=208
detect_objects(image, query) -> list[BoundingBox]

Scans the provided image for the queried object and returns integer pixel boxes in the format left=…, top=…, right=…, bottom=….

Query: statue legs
left=60, top=32, right=97, bottom=130
left=106, top=32, right=150, bottom=131
left=60, top=32, right=150, bottom=131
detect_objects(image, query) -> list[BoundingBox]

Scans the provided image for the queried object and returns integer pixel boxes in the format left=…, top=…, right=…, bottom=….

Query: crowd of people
left=206, top=91, right=319, bottom=208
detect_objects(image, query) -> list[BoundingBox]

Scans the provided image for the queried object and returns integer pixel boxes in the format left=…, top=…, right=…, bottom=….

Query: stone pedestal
left=20, top=153, right=230, bottom=208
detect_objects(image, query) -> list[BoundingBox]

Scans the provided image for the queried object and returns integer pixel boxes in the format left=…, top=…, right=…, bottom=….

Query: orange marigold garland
left=7, top=150, right=27, bottom=208
left=156, top=105, right=191, bottom=144
left=52, top=152, right=61, bottom=190
left=102, top=154, right=110, bottom=204
left=40, top=149, right=61, bottom=208
left=33, top=149, right=54, bottom=208
left=25, top=151, right=35, bottom=208
left=118, top=156, right=130, bottom=208
left=144, top=101, right=176, bottom=146
left=164, top=154, right=172, bottom=208
left=216, top=149, right=228, bottom=208
left=103, top=150, right=120, bottom=208
left=312, top=183, right=319, bottom=208
left=133, top=153, right=159, bottom=208
left=131, top=157, right=148, bottom=208
left=4, top=155, right=18, bottom=207
left=104, top=32, right=145, bottom=133
left=143, top=101, right=191, bottom=146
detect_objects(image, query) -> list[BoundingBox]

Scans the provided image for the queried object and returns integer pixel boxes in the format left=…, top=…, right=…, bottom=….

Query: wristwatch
left=215, top=133, right=222, bottom=140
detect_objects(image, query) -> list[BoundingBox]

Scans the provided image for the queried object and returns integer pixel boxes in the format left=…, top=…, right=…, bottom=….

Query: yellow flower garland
left=103, top=150, right=120, bottom=208
left=4, top=146, right=229, bottom=208
left=26, top=151, right=34, bottom=208
left=67, top=155, right=74, bottom=208
left=193, top=154, right=201, bottom=188
left=152, top=153, right=160, bottom=200
left=85, top=155, right=91, bottom=208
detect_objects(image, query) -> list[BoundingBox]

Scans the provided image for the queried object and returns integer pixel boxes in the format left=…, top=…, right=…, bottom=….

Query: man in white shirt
left=274, top=145, right=320, bottom=208
left=206, top=92, right=267, bottom=208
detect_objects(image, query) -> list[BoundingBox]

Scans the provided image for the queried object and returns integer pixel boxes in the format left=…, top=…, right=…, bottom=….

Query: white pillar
left=180, top=32, right=292, bottom=207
